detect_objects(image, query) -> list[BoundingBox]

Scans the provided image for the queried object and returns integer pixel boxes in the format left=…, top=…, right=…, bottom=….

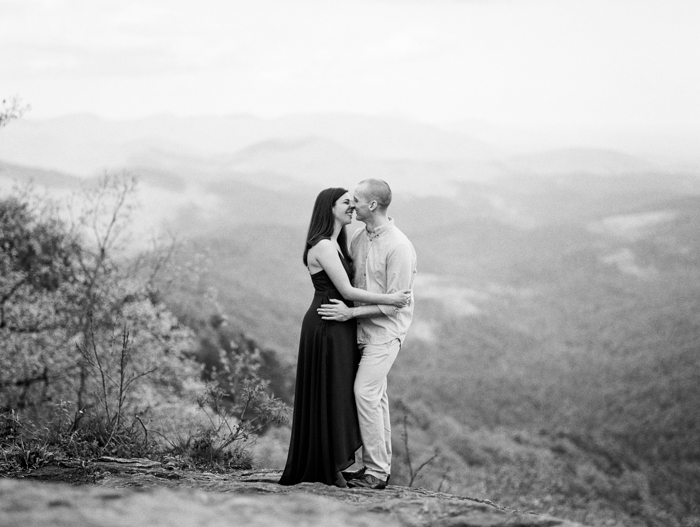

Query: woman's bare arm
left=309, top=240, right=409, bottom=307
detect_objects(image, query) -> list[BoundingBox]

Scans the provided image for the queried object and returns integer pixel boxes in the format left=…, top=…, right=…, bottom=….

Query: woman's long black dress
left=279, top=255, right=362, bottom=485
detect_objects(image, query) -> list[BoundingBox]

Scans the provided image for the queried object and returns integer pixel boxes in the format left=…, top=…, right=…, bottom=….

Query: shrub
left=0, top=177, right=288, bottom=472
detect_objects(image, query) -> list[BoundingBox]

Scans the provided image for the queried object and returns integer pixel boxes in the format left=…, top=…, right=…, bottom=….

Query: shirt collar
left=366, top=217, right=394, bottom=240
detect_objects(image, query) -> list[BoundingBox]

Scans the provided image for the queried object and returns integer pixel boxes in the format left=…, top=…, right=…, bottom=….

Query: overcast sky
left=2, top=0, right=699, bottom=129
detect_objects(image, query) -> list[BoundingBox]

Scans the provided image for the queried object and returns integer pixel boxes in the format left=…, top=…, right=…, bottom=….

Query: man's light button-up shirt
left=350, top=218, right=417, bottom=346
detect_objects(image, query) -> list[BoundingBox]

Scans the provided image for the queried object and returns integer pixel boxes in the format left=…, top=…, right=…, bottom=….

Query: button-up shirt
left=350, top=218, right=417, bottom=345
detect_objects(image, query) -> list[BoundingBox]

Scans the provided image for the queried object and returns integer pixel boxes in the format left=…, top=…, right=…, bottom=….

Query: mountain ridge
left=2, top=113, right=687, bottom=183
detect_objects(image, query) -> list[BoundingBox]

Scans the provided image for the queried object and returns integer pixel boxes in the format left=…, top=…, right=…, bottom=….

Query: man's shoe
left=341, top=466, right=366, bottom=481
left=347, top=474, right=387, bottom=490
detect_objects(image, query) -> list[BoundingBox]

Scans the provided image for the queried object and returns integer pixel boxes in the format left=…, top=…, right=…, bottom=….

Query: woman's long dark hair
left=303, top=187, right=353, bottom=268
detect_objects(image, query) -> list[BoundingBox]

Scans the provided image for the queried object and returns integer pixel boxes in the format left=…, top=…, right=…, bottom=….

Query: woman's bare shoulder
left=307, top=238, right=334, bottom=262
left=310, top=238, right=335, bottom=252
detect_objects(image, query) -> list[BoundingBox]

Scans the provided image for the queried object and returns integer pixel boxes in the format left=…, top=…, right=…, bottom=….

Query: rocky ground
left=1, top=457, right=589, bottom=527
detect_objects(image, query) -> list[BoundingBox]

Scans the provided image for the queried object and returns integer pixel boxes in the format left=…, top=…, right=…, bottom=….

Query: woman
left=279, top=187, right=410, bottom=487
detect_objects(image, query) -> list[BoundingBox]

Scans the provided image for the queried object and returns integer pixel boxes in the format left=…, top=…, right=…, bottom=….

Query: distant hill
left=221, top=136, right=370, bottom=188
left=0, top=113, right=496, bottom=178
left=502, top=148, right=659, bottom=176
left=0, top=161, right=81, bottom=190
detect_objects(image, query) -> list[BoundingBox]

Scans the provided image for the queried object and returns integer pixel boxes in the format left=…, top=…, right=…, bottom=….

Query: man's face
left=352, top=185, right=374, bottom=223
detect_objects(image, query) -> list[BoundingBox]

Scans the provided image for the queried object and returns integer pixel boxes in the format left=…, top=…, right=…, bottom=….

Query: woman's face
left=332, top=192, right=354, bottom=226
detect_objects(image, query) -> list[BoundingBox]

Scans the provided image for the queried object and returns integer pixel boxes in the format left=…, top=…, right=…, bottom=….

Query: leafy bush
left=0, top=176, right=289, bottom=472
left=164, top=379, right=288, bottom=470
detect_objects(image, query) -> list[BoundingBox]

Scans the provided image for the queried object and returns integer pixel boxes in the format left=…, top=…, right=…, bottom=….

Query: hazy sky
left=2, top=0, right=699, bottom=128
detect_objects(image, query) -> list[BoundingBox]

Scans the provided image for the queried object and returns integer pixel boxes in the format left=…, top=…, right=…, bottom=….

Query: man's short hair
left=359, top=179, right=392, bottom=211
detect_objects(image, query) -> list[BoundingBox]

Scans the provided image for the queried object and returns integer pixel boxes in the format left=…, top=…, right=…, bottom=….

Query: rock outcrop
left=1, top=458, right=589, bottom=527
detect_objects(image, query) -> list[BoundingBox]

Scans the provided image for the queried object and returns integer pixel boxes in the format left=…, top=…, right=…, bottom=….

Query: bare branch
left=0, top=97, right=30, bottom=128
left=402, top=412, right=439, bottom=487
left=0, top=367, right=48, bottom=390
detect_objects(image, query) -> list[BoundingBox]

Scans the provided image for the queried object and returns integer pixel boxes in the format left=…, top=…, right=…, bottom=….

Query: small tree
left=0, top=175, right=200, bottom=429
left=0, top=97, right=30, bottom=128
left=401, top=413, right=439, bottom=487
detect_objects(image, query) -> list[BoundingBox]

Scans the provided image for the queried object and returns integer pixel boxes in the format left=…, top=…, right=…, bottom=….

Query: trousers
left=353, top=339, right=401, bottom=480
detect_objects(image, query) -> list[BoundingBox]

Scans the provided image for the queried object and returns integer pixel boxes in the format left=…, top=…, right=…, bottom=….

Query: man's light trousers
left=354, top=339, right=401, bottom=481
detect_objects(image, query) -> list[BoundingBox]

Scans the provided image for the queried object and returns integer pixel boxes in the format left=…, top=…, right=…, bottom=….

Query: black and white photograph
left=1, top=1, right=699, bottom=526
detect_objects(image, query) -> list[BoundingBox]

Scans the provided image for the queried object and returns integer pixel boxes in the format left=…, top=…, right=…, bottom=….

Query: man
left=318, top=178, right=417, bottom=490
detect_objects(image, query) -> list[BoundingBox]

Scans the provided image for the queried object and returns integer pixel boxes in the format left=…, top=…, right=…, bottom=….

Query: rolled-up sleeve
left=378, top=243, right=416, bottom=317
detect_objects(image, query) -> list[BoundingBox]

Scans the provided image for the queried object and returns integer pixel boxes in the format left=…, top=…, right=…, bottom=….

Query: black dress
left=279, top=254, right=362, bottom=485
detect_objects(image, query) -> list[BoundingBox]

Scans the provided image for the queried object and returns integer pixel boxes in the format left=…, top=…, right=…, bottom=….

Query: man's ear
left=369, top=200, right=377, bottom=211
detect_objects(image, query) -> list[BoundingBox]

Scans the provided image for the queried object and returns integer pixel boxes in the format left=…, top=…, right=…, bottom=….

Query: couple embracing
left=279, top=179, right=417, bottom=489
